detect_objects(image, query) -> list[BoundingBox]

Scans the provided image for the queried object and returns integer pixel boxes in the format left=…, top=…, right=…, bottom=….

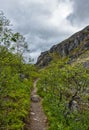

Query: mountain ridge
left=36, top=26, right=89, bottom=67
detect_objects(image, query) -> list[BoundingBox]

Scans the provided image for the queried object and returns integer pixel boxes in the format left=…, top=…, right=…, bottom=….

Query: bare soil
left=24, top=79, right=48, bottom=130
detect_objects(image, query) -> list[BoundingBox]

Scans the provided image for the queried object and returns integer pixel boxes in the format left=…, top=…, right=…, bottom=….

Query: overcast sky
left=0, top=0, right=89, bottom=62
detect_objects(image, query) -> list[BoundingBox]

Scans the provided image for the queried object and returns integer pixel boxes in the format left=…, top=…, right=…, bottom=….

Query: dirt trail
left=24, top=79, right=48, bottom=130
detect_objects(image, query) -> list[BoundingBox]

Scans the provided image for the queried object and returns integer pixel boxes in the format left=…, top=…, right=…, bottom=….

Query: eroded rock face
left=36, top=26, right=89, bottom=67
left=36, top=51, right=53, bottom=68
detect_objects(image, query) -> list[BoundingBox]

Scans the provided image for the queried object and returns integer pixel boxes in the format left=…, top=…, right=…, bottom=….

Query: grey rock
left=31, top=95, right=41, bottom=102
left=83, top=60, right=89, bottom=68
left=71, top=100, right=79, bottom=112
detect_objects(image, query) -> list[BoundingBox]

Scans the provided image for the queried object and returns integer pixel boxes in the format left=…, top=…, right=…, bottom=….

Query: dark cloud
left=68, top=0, right=89, bottom=26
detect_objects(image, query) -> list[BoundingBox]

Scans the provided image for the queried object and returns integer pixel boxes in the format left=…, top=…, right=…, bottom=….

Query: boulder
left=31, top=95, right=41, bottom=102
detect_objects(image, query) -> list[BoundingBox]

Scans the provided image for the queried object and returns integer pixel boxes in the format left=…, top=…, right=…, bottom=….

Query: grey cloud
left=68, top=0, right=89, bottom=26
left=0, top=0, right=77, bottom=62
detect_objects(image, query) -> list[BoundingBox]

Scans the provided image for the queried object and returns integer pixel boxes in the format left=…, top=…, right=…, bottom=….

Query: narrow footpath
left=24, top=79, right=48, bottom=130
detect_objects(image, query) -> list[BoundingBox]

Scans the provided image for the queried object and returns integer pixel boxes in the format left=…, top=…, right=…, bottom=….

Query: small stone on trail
left=33, top=118, right=39, bottom=121
left=31, top=95, right=41, bottom=102
left=30, top=112, right=35, bottom=115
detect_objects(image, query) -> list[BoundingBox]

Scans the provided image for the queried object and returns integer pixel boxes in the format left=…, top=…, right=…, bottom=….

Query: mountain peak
left=36, top=26, right=89, bottom=67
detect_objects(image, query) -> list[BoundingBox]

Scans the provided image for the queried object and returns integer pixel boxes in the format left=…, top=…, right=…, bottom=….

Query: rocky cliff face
left=36, top=26, right=89, bottom=67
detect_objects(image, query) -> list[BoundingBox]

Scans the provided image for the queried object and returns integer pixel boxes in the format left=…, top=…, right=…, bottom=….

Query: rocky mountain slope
left=37, top=26, right=89, bottom=130
left=36, top=26, right=89, bottom=67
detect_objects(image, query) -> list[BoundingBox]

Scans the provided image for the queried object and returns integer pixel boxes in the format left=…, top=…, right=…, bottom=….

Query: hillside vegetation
left=37, top=58, right=89, bottom=130
left=36, top=26, right=89, bottom=130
